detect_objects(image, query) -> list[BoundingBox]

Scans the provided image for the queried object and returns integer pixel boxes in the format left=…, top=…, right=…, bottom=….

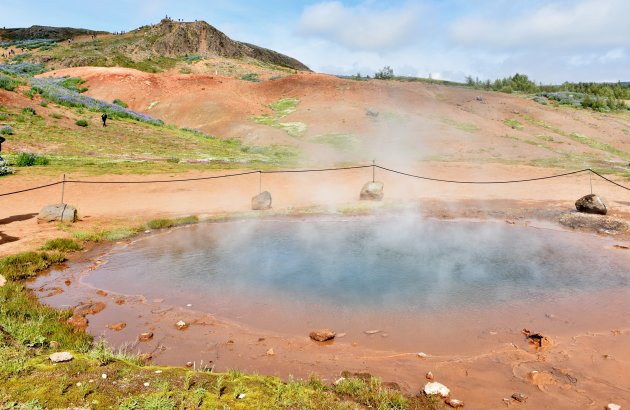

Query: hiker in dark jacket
left=101, top=113, right=108, bottom=127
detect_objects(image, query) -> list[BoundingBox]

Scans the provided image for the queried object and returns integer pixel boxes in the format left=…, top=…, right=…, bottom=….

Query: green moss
left=147, top=215, right=199, bottom=230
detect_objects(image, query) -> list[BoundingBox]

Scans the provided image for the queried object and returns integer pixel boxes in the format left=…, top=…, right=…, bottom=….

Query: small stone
left=186, top=361, right=193, bottom=368
left=107, top=322, right=127, bottom=331
left=424, top=382, right=450, bottom=397
left=76, top=382, right=82, bottom=387
left=381, top=333, right=389, bottom=337
left=101, top=373, right=107, bottom=379
left=155, top=370, right=163, bottom=374
left=89, top=379, right=94, bottom=383
left=336, top=333, right=347, bottom=338
left=96, top=290, right=108, bottom=297
left=258, top=337, right=265, bottom=342
left=50, top=352, right=74, bottom=363
left=144, top=382, right=150, bottom=387
left=266, top=348, right=275, bottom=356
left=511, top=392, right=527, bottom=402
left=417, top=352, right=428, bottom=358
left=0, top=274, right=6, bottom=288
left=186, top=303, right=192, bottom=307
left=607, top=404, right=621, bottom=410
left=176, top=320, right=188, bottom=330
left=446, top=398, right=465, bottom=408
left=426, top=371, right=434, bottom=380
left=64, top=279, right=72, bottom=286
left=115, top=298, right=125, bottom=305
left=309, top=329, right=336, bottom=342
left=74, top=302, right=106, bottom=316
left=364, top=329, right=381, bottom=335
left=139, top=332, right=154, bottom=342
left=236, top=393, right=246, bottom=399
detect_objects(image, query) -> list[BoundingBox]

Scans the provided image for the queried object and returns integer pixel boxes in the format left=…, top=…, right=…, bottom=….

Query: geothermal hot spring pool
left=70, top=215, right=630, bottom=356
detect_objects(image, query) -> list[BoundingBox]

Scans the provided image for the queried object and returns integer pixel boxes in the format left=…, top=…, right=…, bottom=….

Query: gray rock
left=360, top=181, right=384, bottom=201
left=309, top=329, right=336, bottom=342
left=50, top=352, right=74, bottom=362
left=38, top=204, right=77, bottom=223
left=252, top=191, right=272, bottom=210
left=575, top=194, right=608, bottom=215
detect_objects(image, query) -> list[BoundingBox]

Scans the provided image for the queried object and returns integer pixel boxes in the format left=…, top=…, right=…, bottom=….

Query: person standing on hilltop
left=101, top=113, right=108, bottom=127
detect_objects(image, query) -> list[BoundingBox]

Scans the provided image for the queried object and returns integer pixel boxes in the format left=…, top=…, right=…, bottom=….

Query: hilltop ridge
left=0, top=19, right=309, bottom=73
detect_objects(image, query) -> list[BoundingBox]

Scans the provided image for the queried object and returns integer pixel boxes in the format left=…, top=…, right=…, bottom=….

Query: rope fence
left=1, top=163, right=628, bottom=198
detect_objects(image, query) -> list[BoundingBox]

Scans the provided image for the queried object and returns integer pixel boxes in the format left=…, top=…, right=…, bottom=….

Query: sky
left=1, top=0, right=628, bottom=84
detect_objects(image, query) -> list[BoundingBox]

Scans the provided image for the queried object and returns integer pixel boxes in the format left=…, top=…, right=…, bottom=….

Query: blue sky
left=1, top=0, right=628, bottom=83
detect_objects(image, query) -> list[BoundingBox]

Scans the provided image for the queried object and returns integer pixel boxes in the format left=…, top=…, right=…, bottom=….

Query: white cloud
left=296, top=1, right=423, bottom=52
left=450, top=0, right=630, bottom=50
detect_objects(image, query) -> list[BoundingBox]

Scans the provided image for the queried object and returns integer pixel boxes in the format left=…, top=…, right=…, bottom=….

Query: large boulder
left=360, top=181, right=384, bottom=201
left=252, top=191, right=272, bottom=210
left=575, top=194, right=607, bottom=215
left=38, top=204, right=77, bottom=223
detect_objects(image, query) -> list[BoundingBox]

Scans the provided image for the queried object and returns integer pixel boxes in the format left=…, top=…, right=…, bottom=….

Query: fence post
left=61, top=174, right=66, bottom=204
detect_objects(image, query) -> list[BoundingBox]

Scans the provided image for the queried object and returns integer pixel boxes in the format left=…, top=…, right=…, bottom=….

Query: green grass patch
left=0, top=73, right=23, bottom=91
left=147, top=215, right=199, bottom=230
left=112, top=98, right=128, bottom=108
left=441, top=117, right=479, bottom=133
left=504, top=118, right=524, bottom=130
left=566, top=132, right=630, bottom=160
left=269, top=98, right=299, bottom=117
left=311, top=133, right=359, bottom=151
left=0, top=251, right=66, bottom=281
left=251, top=98, right=306, bottom=137
left=74, top=119, right=88, bottom=127
left=14, top=152, right=50, bottom=167
left=40, top=238, right=82, bottom=252
left=21, top=107, right=37, bottom=116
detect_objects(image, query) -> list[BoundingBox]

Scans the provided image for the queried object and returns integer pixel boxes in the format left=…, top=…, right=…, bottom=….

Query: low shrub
left=75, top=119, right=88, bottom=127
left=240, top=73, right=260, bottom=82
left=0, top=125, right=13, bottom=135
left=40, top=238, right=82, bottom=252
left=14, top=152, right=50, bottom=167
left=21, top=107, right=36, bottom=115
left=0, top=157, right=13, bottom=176
left=0, top=251, right=66, bottom=281
left=113, top=98, right=128, bottom=108
left=0, top=73, right=22, bottom=91
left=39, top=100, right=48, bottom=107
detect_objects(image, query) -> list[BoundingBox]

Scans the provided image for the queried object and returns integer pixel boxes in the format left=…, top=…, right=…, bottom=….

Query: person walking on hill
left=101, top=113, right=108, bottom=127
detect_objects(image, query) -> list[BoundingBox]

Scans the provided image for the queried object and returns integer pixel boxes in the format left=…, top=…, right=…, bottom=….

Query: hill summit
left=148, top=18, right=309, bottom=71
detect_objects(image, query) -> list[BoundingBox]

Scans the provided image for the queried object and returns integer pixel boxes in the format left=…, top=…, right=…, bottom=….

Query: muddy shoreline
left=29, top=205, right=630, bottom=409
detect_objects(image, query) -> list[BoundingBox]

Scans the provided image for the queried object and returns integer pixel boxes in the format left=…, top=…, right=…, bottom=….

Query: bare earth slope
left=41, top=66, right=630, bottom=171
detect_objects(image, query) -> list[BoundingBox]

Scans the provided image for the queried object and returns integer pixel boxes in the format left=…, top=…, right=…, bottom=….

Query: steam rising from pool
left=88, top=216, right=628, bottom=316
